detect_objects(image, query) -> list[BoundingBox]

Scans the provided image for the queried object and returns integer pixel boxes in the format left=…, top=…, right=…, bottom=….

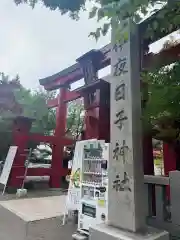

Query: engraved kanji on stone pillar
left=108, top=20, right=146, bottom=232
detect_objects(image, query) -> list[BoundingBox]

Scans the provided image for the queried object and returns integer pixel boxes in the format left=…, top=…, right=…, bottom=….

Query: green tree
left=14, top=86, right=57, bottom=134
left=66, top=100, right=84, bottom=139
left=0, top=73, right=84, bottom=162
left=142, top=36, right=180, bottom=143
left=143, top=62, right=180, bottom=140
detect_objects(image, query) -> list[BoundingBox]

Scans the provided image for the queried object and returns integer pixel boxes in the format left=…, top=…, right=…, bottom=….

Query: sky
left=0, top=0, right=110, bottom=90
left=0, top=0, right=177, bottom=90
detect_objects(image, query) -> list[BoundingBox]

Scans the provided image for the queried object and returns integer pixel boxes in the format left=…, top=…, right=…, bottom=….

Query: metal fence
left=144, top=171, right=180, bottom=238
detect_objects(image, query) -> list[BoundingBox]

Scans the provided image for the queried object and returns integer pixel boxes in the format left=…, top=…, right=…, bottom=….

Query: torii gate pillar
left=8, top=116, right=33, bottom=188
left=50, top=88, right=67, bottom=188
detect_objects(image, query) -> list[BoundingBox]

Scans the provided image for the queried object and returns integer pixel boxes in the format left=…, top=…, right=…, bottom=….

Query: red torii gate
left=4, top=5, right=180, bottom=189
left=8, top=113, right=74, bottom=189
left=4, top=86, right=76, bottom=189
left=40, top=41, right=180, bottom=181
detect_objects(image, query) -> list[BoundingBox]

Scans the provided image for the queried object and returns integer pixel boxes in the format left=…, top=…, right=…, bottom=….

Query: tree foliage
left=142, top=37, right=180, bottom=142
left=0, top=73, right=84, bottom=161
left=13, top=0, right=180, bottom=41
left=14, top=87, right=57, bottom=134
left=66, top=100, right=84, bottom=139
left=143, top=62, right=180, bottom=140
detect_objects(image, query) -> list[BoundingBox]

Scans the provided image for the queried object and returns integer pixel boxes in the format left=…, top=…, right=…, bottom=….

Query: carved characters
left=115, top=83, right=125, bottom=101
left=112, top=174, right=121, bottom=191
left=111, top=27, right=132, bottom=197
left=113, top=143, right=120, bottom=161
left=113, top=57, right=128, bottom=76
left=112, top=39, right=128, bottom=53
left=112, top=43, right=123, bottom=53
left=112, top=172, right=131, bottom=192
left=113, top=140, right=129, bottom=163
left=114, top=110, right=128, bottom=130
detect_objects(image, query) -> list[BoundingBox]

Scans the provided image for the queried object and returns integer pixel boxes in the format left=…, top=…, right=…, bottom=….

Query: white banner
left=0, top=146, right=17, bottom=185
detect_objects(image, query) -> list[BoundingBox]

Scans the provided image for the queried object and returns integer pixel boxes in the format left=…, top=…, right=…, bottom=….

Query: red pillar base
left=143, top=134, right=154, bottom=175
left=8, top=116, right=33, bottom=189
left=163, top=143, right=176, bottom=176
left=163, top=143, right=176, bottom=200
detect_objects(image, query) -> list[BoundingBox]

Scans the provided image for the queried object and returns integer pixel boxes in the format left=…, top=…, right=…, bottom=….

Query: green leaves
left=66, top=101, right=84, bottom=138
left=13, top=0, right=180, bottom=43
left=89, top=6, right=98, bottom=19
left=102, top=23, right=111, bottom=35
left=143, top=60, right=180, bottom=141
left=89, top=27, right=102, bottom=40
left=97, top=8, right=105, bottom=21
left=14, top=0, right=86, bottom=13
left=29, top=0, right=38, bottom=8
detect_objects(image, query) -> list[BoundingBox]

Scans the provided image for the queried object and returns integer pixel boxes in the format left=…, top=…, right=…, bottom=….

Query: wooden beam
left=47, top=98, right=58, bottom=108
left=144, top=43, right=180, bottom=70
left=42, top=68, right=82, bottom=90
left=139, top=4, right=180, bottom=46
left=42, top=42, right=180, bottom=91
left=29, top=134, right=54, bottom=144
left=62, top=137, right=75, bottom=146
left=64, top=90, right=81, bottom=103
left=47, top=91, right=81, bottom=108
left=27, top=168, right=51, bottom=176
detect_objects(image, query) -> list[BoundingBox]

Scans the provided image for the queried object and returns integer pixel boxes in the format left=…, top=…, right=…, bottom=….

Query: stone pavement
left=0, top=189, right=76, bottom=240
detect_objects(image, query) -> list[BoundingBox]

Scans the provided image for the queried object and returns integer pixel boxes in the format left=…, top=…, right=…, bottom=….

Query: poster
left=66, top=141, right=84, bottom=211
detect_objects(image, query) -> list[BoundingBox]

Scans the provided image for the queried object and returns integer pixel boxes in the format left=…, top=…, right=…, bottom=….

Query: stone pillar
left=90, top=19, right=169, bottom=240
left=108, top=19, right=145, bottom=232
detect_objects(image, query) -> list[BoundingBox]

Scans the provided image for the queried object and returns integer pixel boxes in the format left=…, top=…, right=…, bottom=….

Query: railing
left=144, top=171, right=180, bottom=238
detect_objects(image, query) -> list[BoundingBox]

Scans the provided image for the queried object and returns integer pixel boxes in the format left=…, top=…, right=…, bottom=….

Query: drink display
left=78, top=140, right=109, bottom=234
left=66, top=139, right=109, bottom=239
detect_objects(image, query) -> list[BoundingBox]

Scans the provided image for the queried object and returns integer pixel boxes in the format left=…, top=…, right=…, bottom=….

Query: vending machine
left=72, top=140, right=109, bottom=240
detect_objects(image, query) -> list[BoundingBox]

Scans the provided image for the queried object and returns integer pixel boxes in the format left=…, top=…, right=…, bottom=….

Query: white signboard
left=66, top=139, right=97, bottom=211
left=0, top=146, right=17, bottom=187
left=66, top=141, right=83, bottom=210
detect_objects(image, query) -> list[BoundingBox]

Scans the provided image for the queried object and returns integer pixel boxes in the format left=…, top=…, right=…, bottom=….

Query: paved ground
left=0, top=187, right=76, bottom=240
